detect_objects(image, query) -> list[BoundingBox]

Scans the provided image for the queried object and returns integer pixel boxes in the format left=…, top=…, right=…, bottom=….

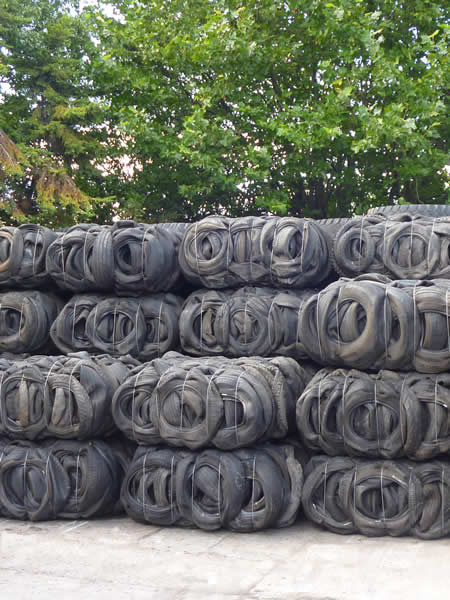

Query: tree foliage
left=92, top=0, right=449, bottom=219
left=0, top=0, right=448, bottom=223
left=0, top=0, right=114, bottom=225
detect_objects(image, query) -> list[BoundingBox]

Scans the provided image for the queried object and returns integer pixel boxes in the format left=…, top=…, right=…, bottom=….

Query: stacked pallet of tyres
left=0, top=221, right=188, bottom=521
left=298, top=207, right=450, bottom=539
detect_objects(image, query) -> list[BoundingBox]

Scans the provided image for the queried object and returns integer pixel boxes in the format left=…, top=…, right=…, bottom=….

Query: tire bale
left=121, top=442, right=303, bottom=532
left=0, top=224, right=58, bottom=289
left=297, top=368, right=450, bottom=459
left=112, top=352, right=314, bottom=449
left=333, top=214, right=450, bottom=280
left=0, top=438, right=131, bottom=520
left=178, top=216, right=331, bottom=289
left=50, top=293, right=183, bottom=360
left=302, top=455, right=450, bottom=539
left=0, top=290, right=62, bottom=354
left=366, top=204, right=450, bottom=218
left=180, top=286, right=313, bottom=358
left=0, top=353, right=138, bottom=440
left=298, top=277, right=450, bottom=373
left=46, top=221, right=187, bottom=294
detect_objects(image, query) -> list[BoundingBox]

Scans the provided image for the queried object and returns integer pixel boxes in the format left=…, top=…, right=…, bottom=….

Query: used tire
left=366, top=204, right=450, bottom=218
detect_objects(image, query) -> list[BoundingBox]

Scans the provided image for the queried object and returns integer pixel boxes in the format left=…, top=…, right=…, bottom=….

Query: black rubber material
left=317, top=218, right=352, bottom=226
left=366, top=204, right=450, bottom=218
left=0, top=353, right=139, bottom=440
left=112, top=351, right=315, bottom=449
left=297, top=368, right=450, bottom=460
left=332, top=214, right=450, bottom=279
left=0, top=224, right=58, bottom=289
left=180, top=286, right=314, bottom=358
left=0, top=437, right=134, bottom=520
left=46, top=221, right=188, bottom=295
left=0, top=291, right=63, bottom=354
left=121, top=442, right=303, bottom=531
left=316, top=217, right=352, bottom=240
left=302, top=455, right=450, bottom=539
left=50, top=293, right=183, bottom=360
left=298, top=277, right=450, bottom=373
left=178, top=216, right=332, bottom=289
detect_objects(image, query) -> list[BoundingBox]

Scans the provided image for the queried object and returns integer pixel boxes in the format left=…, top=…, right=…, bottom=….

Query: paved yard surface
left=0, top=516, right=448, bottom=599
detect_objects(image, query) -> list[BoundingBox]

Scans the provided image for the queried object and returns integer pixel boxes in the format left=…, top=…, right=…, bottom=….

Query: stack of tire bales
left=296, top=206, right=450, bottom=539
left=0, top=207, right=449, bottom=538
left=113, top=215, right=333, bottom=531
left=113, top=211, right=450, bottom=536
left=0, top=220, right=189, bottom=521
left=0, top=224, right=62, bottom=355
left=0, top=221, right=186, bottom=360
left=48, top=221, right=187, bottom=361
left=0, top=352, right=138, bottom=520
left=114, top=353, right=311, bottom=532
left=177, top=216, right=331, bottom=360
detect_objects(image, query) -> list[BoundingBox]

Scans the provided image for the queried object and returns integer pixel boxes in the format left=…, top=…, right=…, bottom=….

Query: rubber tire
left=366, top=204, right=450, bottom=218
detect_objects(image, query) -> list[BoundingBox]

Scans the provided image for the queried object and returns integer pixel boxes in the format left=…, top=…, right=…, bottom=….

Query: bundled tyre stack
left=0, top=221, right=188, bottom=521
left=298, top=205, right=450, bottom=539
left=172, top=209, right=450, bottom=537
left=0, top=204, right=449, bottom=539
left=47, top=221, right=187, bottom=360
left=0, top=354, right=137, bottom=520
left=114, top=215, right=330, bottom=531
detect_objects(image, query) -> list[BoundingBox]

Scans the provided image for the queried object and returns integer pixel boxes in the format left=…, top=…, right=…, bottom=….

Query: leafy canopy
left=1, top=0, right=448, bottom=223
left=0, top=0, right=114, bottom=225
left=91, top=0, right=449, bottom=219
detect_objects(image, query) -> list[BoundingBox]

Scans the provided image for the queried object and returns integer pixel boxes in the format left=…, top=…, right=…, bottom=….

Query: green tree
left=92, top=0, right=449, bottom=219
left=0, top=0, right=114, bottom=225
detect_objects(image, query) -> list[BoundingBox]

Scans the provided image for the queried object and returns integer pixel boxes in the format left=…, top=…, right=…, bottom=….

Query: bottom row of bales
left=1, top=437, right=449, bottom=538
left=0, top=352, right=448, bottom=539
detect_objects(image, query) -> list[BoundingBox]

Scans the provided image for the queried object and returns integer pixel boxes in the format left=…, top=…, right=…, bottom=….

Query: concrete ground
left=0, top=516, right=448, bottom=600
